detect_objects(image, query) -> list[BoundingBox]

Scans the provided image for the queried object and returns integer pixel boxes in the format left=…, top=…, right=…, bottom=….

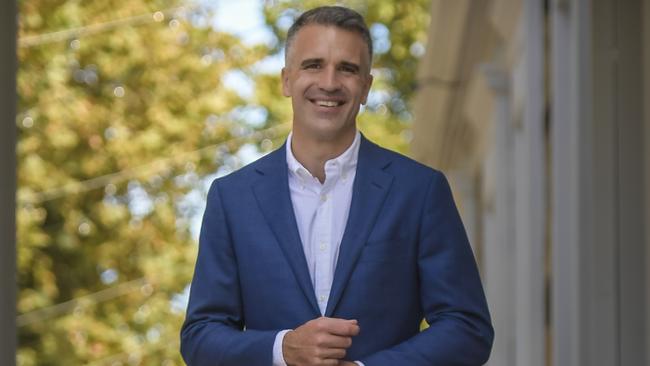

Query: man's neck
left=290, top=129, right=356, bottom=184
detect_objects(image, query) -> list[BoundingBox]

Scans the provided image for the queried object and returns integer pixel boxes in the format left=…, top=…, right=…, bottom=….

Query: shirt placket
left=313, top=186, right=333, bottom=315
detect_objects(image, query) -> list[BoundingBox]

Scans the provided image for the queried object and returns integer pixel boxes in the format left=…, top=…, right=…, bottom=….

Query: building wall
left=412, top=0, right=649, bottom=365
left=611, top=1, right=647, bottom=363
left=1, top=0, right=17, bottom=365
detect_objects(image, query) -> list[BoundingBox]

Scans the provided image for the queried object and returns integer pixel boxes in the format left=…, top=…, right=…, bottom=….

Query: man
left=181, top=6, right=493, bottom=366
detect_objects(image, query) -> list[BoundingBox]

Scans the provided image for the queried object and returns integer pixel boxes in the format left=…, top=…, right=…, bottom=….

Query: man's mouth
left=310, top=99, right=345, bottom=108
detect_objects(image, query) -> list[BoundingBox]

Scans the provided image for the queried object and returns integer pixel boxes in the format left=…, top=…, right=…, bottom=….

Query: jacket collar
left=252, top=134, right=394, bottom=316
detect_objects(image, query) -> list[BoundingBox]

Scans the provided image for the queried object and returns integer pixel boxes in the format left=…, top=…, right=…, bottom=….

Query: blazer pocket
left=358, top=237, right=410, bottom=263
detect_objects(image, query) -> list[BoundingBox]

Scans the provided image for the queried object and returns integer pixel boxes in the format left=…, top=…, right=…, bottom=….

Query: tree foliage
left=16, top=0, right=430, bottom=364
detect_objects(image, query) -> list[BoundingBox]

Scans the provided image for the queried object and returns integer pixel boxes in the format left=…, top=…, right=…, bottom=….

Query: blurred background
left=1, top=0, right=649, bottom=365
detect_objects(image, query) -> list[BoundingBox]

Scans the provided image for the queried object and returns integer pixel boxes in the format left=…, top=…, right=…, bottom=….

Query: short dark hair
left=285, top=6, right=373, bottom=62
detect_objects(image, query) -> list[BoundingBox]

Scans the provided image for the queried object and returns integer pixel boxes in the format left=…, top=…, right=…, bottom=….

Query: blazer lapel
left=325, top=136, right=394, bottom=316
left=252, top=145, right=320, bottom=315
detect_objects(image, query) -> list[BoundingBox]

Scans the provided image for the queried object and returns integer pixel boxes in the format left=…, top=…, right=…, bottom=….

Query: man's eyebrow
left=339, top=61, right=360, bottom=71
left=300, top=58, right=323, bottom=67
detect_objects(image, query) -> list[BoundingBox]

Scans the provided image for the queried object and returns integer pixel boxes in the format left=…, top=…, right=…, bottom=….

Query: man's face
left=282, top=24, right=373, bottom=143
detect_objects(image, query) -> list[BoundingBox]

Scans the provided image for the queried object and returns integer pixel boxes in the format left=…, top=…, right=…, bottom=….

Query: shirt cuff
left=272, top=329, right=292, bottom=366
left=355, top=362, right=365, bottom=366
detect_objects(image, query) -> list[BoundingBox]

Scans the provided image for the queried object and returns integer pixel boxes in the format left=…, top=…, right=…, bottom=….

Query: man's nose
left=318, top=67, right=341, bottom=91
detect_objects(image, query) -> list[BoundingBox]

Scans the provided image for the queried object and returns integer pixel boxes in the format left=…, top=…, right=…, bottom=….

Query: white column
left=550, top=1, right=582, bottom=365
left=551, top=0, right=649, bottom=364
left=0, top=0, right=17, bottom=365
left=481, top=63, right=516, bottom=366
left=510, top=1, right=547, bottom=365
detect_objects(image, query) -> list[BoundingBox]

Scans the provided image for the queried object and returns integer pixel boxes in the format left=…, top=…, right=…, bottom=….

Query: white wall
left=413, top=0, right=650, bottom=363
left=512, top=2, right=546, bottom=364
left=552, top=0, right=648, bottom=364
left=481, top=62, right=516, bottom=366
left=482, top=2, right=547, bottom=364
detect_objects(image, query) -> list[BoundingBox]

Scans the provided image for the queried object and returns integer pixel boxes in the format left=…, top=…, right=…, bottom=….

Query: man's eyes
left=339, top=65, right=358, bottom=73
left=301, top=64, right=358, bottom=73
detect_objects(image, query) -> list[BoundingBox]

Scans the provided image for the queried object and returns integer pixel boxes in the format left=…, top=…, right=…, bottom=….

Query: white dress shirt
left=272, top=131, right=364, bottom=366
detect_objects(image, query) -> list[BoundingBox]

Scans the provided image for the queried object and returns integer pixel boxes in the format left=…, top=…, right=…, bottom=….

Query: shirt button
left=320, top=194, right=328, bottom=202
left=319, top=295, right=326, bottom=302
left=319, top=243, right=327, bottom=251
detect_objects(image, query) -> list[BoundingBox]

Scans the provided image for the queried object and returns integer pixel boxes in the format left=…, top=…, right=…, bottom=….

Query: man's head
left=282, top=6, right=374, bottom=144
left=285, top=6, right=373, bottom=65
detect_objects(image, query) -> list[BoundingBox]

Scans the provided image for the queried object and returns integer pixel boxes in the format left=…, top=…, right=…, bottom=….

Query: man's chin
left=302, top=124, right=356, bottom=144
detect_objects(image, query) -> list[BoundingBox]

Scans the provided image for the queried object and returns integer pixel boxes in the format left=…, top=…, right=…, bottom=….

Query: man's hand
left=283, top=317, right=360, bottom=366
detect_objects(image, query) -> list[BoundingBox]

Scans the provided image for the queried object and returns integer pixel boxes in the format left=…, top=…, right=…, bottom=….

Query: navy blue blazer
left=181, top=135, right=493, bottom=365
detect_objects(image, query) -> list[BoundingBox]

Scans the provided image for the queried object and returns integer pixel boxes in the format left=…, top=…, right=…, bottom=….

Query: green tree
left=17, top=0, right=430, bottom=364
left=17, top=1, right=281, bottom=364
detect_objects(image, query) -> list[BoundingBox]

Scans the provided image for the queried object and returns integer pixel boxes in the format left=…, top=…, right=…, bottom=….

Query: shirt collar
left=285, top=130, right=361, bottom=181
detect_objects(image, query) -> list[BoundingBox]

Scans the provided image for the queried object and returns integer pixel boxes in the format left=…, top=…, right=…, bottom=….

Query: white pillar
left=511, top=1, right=547, bottom=364
left=481, top=63, right=516, bottom=366
left=552, top=0, right=648, bottom=364
left=0, top=0, right=17, bottom=365
left=550, top=0, right=593, bottom=364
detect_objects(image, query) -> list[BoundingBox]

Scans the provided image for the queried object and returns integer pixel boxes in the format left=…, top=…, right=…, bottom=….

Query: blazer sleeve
left=180, top=180, right=277, bottom=366
left=359, top=171, right=494, bottom=365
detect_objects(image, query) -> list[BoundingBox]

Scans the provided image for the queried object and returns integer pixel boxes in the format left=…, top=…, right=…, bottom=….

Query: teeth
left=315, top=100, right=340, bottom=107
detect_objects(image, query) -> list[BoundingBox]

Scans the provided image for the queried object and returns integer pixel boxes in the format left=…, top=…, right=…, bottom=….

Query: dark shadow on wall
left=1, top=0, right=17, bottom=365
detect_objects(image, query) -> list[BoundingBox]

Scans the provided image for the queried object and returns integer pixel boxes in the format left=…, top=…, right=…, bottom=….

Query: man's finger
left=317, top=346, right=347, bottom=360
left=318, top=334, right=353, bottom=349
left=317, top=317, right=360, bottom=336
left=313, top=333, right=353, bottom=349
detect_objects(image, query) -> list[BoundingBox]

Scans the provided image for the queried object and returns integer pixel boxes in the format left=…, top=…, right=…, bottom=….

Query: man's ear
left=281, top=67, right=291, bottom=97
left=360, top=73, right=374, bottom=105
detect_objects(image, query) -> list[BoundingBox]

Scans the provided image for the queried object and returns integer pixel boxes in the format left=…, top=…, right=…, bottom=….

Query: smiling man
left=180, top=6, right=493, bottom=366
